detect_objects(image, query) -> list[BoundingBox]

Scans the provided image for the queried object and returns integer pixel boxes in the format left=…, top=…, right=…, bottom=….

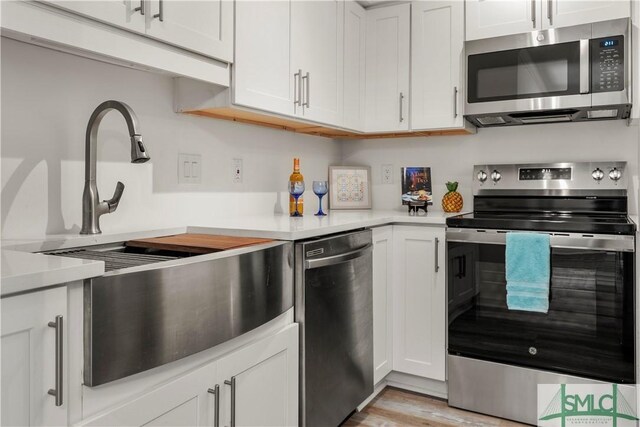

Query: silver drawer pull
left=153, top=0, right=164, bottom=21
left=134, top=0, right=144, bottom=15
left=207, top=385, right=220, bottom=427
left=434, top=238, right=440, bottom=273
left=224, top=377, right=236, bottom=427
left=48, top=315, right=63, bottom=407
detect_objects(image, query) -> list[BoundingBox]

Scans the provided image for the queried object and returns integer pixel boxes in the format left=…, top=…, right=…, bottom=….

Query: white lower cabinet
left=1, top=287, right=68, bottom=427
left=392, top=226, right=446, bottom=381
left=79, top=363, right=215, bottom=427
left=217, top=324, right=299, bottom=427
left=79, top=324, right=299, bottom=427
left=372, top=226, right=394, bottom=384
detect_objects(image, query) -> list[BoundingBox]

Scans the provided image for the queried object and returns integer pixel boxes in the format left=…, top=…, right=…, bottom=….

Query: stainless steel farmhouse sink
left=45, top=239, right=294, bottom=386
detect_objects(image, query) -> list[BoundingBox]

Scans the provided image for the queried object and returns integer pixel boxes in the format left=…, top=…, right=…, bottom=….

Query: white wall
left=1, top=38, right=342, bottom=239
left=342, top=121, right=640, bottom=214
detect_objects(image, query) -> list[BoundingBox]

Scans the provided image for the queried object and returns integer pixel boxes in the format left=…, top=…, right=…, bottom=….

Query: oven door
left=447, top=229, right=635, bottom=383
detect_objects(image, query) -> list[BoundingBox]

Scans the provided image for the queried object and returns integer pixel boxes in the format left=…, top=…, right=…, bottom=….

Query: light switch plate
left=178, top=153, right=202, bottom=184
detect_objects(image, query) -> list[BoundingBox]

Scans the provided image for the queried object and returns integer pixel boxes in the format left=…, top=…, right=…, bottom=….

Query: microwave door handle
left=579, top=39, right=590, bottom=94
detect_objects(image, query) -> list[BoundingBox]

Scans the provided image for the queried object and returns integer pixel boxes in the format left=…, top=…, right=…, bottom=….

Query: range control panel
left=473, top=162, right=627, bottom=194
left=591, top=35, right=624, bottom=93
left=518, top=167, right=572, bottom=181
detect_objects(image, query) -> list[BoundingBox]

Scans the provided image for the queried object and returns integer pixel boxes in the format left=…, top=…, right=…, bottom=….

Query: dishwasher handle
left=305, top=243, right=372, bottom=269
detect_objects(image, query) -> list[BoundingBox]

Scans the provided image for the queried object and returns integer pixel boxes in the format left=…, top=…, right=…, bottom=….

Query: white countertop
left=1, top=210, right=458, bottom=296
left=1, top=249, right=104, bottom=296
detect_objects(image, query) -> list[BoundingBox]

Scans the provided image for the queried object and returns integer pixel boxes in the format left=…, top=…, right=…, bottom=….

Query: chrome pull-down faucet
left=80, top=100, right=150, bottom=235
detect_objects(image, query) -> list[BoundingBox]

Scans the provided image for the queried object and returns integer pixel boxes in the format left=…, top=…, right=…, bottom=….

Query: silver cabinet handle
left=47, top=315, right=63, bottom=407
left=399, top=92, right=404, bottom=123
left=547, top=0, right=552, bottom=25
left=302, top=72, right=310, bottom=108
left=531, top=0, right=535, bottom=28
left=434, top=238, right=440, bottom=273
left=134, top=0, right=144, bottom=15
left=294, top=69, right=302, bottom=107
left=207, top=385, right=220, bottom=427
left=453, top=86, right=458, bottom=118
left=224, top=377, right=236, bottom=427
left=153, top=0, right=163, bottom=21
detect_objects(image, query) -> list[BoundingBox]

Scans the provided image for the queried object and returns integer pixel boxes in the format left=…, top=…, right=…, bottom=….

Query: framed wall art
left=328, top=166, right=372, bottom=210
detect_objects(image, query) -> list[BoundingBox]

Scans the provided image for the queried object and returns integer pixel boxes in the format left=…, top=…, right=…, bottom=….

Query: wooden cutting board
left=126, top=233, right=273, bottom=254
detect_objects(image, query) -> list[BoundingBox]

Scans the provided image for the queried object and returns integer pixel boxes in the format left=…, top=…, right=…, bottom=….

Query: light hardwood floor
left=342, top=387, right=528, bottom=427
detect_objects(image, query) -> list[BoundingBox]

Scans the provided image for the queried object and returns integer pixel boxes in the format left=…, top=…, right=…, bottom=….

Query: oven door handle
left=446, top=229, right=634, bottom=252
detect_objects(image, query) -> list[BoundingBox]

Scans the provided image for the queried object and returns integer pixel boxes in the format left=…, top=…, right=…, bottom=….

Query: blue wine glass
left=289, top=180, right=305, bottom=217
left=313, top=181, right=328, bottom=216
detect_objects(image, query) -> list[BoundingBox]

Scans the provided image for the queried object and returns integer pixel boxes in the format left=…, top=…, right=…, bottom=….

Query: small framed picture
left=329, top=166, right=372, bottom=210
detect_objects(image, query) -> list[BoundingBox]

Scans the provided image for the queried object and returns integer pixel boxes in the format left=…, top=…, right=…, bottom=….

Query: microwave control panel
left=591, top=35, right=624, bottom=93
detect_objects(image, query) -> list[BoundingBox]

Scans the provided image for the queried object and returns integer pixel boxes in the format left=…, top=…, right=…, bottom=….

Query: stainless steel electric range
left=446, top=162, right=635, bottom=425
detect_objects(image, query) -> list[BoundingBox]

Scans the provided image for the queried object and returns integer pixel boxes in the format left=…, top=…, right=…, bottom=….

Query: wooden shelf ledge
left=184, top=107, right=476, bottom=139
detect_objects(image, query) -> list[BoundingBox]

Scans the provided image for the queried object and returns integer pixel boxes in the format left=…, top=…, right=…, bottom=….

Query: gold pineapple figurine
left=442, top=181, right=463, bottom=213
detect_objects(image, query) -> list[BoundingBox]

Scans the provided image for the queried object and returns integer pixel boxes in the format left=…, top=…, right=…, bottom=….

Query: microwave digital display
left=600, top=39, right=619, bottom=48
left=519, top=168, right=572, bottom=180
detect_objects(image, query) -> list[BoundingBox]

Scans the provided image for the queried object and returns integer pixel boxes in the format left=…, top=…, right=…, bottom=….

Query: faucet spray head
left=130, top=135, right=150, bottom=163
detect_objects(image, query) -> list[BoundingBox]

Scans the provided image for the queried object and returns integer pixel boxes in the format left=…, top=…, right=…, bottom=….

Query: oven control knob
left=477, top=170, right=488, bottom=183
left=490, top=170, right=501, bottom=183
left=609, top=167, right=622, bottom=182
left=592, top=168, right=604, bottom=182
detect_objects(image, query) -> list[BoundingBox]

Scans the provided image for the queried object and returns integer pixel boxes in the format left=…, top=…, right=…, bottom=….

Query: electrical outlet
left=382, top=164, right=393, bottom=184
left=233, top=158, right=243, bottom=183
left=178, top=153, right=201, bottom=184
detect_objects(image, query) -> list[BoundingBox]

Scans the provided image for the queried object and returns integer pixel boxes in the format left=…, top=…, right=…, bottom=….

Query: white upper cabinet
left=466, top=0, right=631, bottom=41
left=365, top=3, right=411, bottom=132
left=542, top=0, right=631, bottom=29
left=291, top=1, right=344, bottom=125
left=343, top=1, right=367, bottom=131
left=45, top=1, right=147, bottom=34
left=146, top=0, right=233, bottom=61
left=411, top=0, right=464, bottom=130
left=392, top=226, right=446, bottom=381
left=233, top=1, right=294, bottom=116
left=465, top=0, right=537, bottom=40
left=1, top=287, right=68, bottom=427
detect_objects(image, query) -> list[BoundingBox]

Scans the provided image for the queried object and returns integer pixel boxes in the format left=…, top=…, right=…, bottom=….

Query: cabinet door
left=233, top=1, right=295, bottom=117
left=465, top=0, right=538, bottom=40
left=45, top=0, right=146, bottom=34
left=217, top=325, right=298, bottom=427
left=372, top=226, right=393, bottom=384
left=411, top=1, right=464, bottom=130
left=146, top=0, right=233, bottom=62
left=1, top=287, right=68, bottom=427
left=542, top=0, right=630, bottom=29
left=343, top=1, right=367, bottom=131
left=292, top=0, right=344, bottom=125
left=79, top=362, right=216, bottom=426
left=392, top=226, right=446, bottom=381
left=365, top=4, right=410, bottom=132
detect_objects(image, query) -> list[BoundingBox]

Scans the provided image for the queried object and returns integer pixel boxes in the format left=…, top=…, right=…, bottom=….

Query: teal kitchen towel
left=505, top=232, right=550, bottom=314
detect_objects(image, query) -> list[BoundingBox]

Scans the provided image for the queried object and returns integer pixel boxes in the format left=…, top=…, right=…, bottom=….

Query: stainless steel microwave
left=464, top=18, right=632, bottom=127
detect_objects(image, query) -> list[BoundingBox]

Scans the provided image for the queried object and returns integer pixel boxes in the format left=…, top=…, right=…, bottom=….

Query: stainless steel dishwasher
left=295, top=229, right=373, bottom=427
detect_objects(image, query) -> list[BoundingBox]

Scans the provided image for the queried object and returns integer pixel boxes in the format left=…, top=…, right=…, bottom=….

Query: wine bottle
left=289, top=158, right=304, bottom=215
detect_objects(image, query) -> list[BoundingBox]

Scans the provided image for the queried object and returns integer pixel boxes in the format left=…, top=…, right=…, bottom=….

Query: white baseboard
left=356, top=371, right=448, bottom=411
